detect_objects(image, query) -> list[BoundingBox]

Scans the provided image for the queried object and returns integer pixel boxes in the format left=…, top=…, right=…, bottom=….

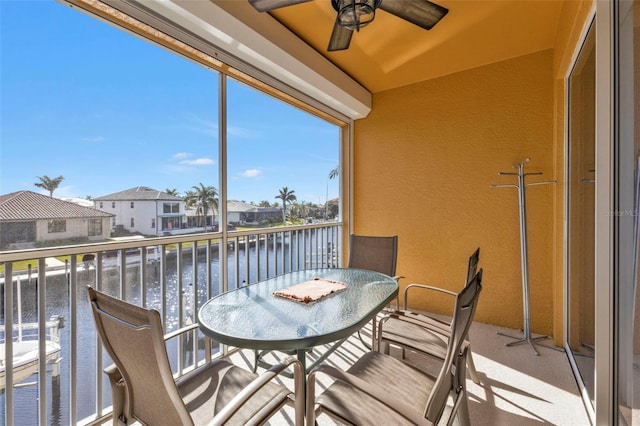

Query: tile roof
left=227, top=200, right=257, bottom=212
left=94, top=186, right=182, bottom=201
left=0, top=191, right=114, bottom=221
left=227, top=200, right=280, bottom=213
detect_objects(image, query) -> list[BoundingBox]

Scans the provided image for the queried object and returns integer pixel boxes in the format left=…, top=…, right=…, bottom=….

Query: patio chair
left=378, top=247, right=482, bottom=384
left=347, top=233, right=403, bottom=349
left=306, top=269, right=483, bottom=426
left=87, top=286, right=304, bottom=426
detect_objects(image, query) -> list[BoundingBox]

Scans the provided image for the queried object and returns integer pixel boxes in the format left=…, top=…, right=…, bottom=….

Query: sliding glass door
left=566, top=18, right=596, bottom=412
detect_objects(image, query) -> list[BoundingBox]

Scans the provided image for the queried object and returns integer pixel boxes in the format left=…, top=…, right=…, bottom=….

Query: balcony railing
left=0, top=222, right=342, bottom=426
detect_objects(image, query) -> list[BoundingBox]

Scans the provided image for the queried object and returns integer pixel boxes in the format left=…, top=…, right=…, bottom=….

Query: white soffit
left=131, top=0, right=371, bottom=120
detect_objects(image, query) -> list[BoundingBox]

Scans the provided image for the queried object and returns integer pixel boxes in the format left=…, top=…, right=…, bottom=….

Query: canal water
left=0, top=236, right=338, bottom=425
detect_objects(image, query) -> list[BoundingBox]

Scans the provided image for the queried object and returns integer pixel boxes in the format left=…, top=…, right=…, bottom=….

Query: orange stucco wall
left=350, top=0, right=594, bottom=342
left=353, top=49, right=555, bottom=332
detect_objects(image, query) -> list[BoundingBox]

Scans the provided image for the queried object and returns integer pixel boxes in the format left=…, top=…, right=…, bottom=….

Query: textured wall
left=353, top=50, right=556, bottom=332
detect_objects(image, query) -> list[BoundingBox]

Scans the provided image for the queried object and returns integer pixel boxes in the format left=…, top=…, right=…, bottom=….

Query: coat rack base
left=498, top=330, right=547, bottom=356
left=497, top=330, right=563, bottom=356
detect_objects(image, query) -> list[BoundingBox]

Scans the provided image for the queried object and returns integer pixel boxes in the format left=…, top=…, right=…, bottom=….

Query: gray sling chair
left=378, top=247, right=482, bottom=385
left=87, top=287, right=304, bottom=426
left=306, top=269, right=483, bottom=426
left=347, top=233, right=404, bottom=349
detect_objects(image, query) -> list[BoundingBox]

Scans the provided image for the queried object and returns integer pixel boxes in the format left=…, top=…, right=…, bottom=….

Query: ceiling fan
left=248, top=0, right=449, bottom=52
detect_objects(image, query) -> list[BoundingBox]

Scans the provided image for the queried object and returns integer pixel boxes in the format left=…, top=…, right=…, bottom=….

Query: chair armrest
left=307, top=364, right=433, bottom=426
left=404, top=283, right=456, bottom=310
left=164, top=323, right=200, bottom=341
left=209, top=356, right=304, bottom=426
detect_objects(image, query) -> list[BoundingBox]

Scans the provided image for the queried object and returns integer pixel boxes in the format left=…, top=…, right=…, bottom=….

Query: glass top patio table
left=197, top=268, right=398, bottom=352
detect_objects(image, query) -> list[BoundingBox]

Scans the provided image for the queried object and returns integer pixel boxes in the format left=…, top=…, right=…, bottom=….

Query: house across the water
left=0, top=190, right=113, bottom=250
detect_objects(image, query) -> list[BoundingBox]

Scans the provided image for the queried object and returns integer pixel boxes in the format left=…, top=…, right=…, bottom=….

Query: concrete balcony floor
left=228, top=318, right=591, bottom=425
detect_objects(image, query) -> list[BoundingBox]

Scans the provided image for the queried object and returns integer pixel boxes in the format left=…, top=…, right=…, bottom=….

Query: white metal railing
left=0, top=222, right=342, bottom=426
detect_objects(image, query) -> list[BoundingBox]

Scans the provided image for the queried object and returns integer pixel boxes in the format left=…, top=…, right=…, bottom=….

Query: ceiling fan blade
left=248, top=0, right=312, bottom=13
left=378, top=0, right=448, bottom=30
left=327, top=17, right=353, bottom=52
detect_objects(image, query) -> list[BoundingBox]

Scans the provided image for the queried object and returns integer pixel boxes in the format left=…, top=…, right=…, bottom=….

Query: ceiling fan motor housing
left=247, top=0, right=448, bottom=52
left=331, top=0, right=383, bottom=31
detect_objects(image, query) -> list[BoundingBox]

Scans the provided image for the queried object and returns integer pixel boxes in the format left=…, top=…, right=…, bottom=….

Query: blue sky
left=0, top=0, right=340, bottom=205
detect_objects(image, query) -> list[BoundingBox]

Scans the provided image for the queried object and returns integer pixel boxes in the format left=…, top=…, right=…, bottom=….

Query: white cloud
left=241, top=169, right=262, bottom=178
left=172, top=152, right=192, bottom=159
left=82, top=136, right=105, bottom=142
left=179, top=158, right=215, bottom=166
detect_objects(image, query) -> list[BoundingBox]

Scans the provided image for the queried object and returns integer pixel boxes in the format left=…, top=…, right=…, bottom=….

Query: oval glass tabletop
left=197, top=268, right=398, bottom=351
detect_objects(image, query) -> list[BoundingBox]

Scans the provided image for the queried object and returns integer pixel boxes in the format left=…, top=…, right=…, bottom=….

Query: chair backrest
left=424, top=269, right=483, bottom=422
left=347, top=234, right=398, bottom=277
left=87, top=287, right=194, bottom=425
left=465, top=247, right=480, bottom=285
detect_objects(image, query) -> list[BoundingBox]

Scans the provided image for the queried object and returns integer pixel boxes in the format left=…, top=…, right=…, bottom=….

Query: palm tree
left=184, top=183, right=218, bottom=230
left=329, top=166, right=339, bottom=180
left=165, top=188, right=179, bottom=196
left=326, top=166, right=339, bottom=219
left=275, top=186, right=296, bottom=223
left=34, top=175, right=64, bottom=197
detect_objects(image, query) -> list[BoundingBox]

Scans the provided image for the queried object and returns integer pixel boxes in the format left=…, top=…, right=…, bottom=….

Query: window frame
left=88, top=218, right=102, bottom=237
left=48, top=219, right=67, bottom=234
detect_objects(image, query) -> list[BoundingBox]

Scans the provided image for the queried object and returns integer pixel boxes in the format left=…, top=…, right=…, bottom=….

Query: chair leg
left=453, top=392, right=471, bottom=426
left=450, top=348, right=471, bottom=426
left=466, top=351, right=482, bottom=385
left=357, top=329, right=372, bottom=350
left=371, top=317, right=377, bottom=350
left=357, top=317, right=377, bottom=350
left=253, top=349, right=260, bottom=373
